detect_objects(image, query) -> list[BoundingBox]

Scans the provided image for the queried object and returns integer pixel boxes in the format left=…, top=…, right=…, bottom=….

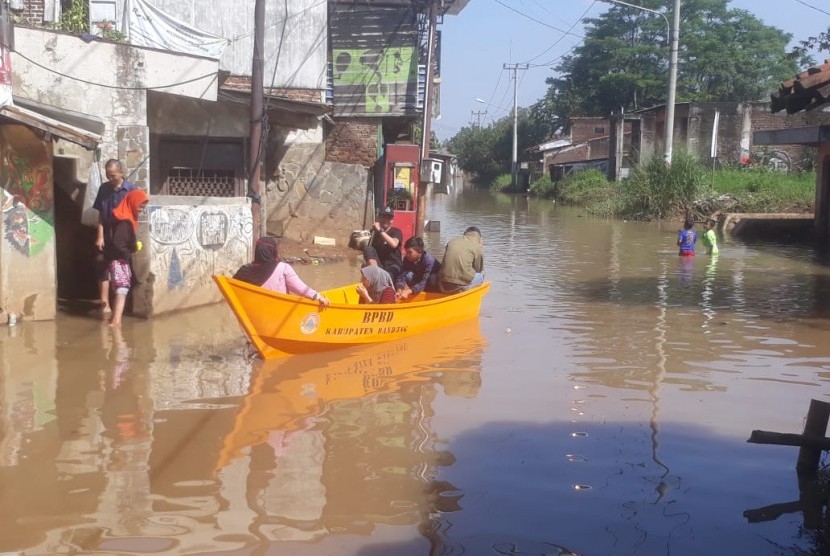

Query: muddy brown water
left=1, top=190, right=829, bottom=555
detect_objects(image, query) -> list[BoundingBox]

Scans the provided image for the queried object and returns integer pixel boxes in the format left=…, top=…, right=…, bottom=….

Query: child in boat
left=356, top=265, right=396, bottom=304
left=676, top=217, right=696, bottom=257
left=105, top=189, right=148, bottom=327
left=701, top=218, right=719, bottom=255
left=234, top=237, right=329, bottom=308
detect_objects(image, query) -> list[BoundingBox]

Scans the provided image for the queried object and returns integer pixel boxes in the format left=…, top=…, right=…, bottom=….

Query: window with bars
left=165, top=168, right=238, bottom=197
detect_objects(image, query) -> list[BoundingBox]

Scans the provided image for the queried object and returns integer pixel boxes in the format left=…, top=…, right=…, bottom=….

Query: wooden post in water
left=796, top=399, right=830, bottom=474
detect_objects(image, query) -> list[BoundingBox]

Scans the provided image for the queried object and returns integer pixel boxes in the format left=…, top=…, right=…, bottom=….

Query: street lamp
left=600, top=0, right=680, bottom=166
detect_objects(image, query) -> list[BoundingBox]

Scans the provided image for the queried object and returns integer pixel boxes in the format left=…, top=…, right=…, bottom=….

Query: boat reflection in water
left=0, top=316, right=486, bottom=554
left=209, top=319, right=488, bottom=547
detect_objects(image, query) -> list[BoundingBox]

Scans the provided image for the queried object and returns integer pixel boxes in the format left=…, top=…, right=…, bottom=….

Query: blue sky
left=435, top=0, right=830, bottom=141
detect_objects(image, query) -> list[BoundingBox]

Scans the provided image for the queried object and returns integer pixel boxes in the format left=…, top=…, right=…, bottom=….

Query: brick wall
left=20, top=0, right=45, bottom=25
left=325, top=118, right=379, bottom=167
left=570, top=117, right=610, bottom=144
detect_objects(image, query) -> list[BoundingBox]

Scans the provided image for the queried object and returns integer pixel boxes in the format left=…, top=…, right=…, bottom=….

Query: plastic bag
left=81, top=161, right=102, bottom=227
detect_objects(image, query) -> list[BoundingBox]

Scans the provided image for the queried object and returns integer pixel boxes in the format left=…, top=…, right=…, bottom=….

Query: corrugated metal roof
left=0, top=104, right=101, bottom=149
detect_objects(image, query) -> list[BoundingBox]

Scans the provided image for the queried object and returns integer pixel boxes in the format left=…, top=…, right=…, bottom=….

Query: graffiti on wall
left=149, top=205, right=252, bottom=292
left=0, top=128, right=53, bottom=257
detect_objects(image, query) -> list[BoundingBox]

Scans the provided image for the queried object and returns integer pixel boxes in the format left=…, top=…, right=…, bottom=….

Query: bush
left=618, top=151, right=709, bottom=220
left=489, top=173, right=513, bottom=193
left=529, top=175, right=557, bottom=198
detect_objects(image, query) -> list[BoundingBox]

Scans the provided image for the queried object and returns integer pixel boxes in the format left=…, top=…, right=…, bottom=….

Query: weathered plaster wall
left=135, top=197, right=252, bottom=316
left=0, top=124, right=56, bottom=322
left=124, top=0, right=327, bottom=89
left=266, top=125, right=372, bottom=246
left=12, top=27, right=219, bottom=181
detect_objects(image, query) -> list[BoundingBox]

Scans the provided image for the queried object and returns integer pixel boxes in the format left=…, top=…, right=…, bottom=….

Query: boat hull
left=214, top=275, right=490, bottom=358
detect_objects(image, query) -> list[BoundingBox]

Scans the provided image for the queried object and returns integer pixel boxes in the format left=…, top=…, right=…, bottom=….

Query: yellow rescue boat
left=213, top=275, right=490, bottom=359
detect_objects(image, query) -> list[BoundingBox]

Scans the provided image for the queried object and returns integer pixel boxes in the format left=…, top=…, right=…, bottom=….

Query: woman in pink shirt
left=233, top=237, right=329, bottom=308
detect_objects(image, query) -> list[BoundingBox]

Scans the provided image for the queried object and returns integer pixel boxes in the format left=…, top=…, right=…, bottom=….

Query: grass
left=527, top=153, right=817, bottom=220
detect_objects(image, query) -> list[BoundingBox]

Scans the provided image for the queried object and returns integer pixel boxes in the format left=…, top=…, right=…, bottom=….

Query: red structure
left=376, top=143, right=420, bottom=241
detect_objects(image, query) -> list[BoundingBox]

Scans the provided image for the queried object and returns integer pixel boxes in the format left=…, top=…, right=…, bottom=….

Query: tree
left=797, top=27, right=830, bottom=55
left=446, top=108, right=549, bottom=186
left=533, top=0, right=806, bottom=126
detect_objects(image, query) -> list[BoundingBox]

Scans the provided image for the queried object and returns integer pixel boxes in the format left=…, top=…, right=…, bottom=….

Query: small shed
left=755, top=60, right=830, bottom=240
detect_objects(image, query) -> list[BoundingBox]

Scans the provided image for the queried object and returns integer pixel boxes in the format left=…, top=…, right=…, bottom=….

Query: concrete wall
left=265, top=125, right=373, bottom=246
left=12, top=27, right=219, bottom=181
left=120, top=0, right=327, bottom=89
left=0, top=124, right=56, bottom=322
left=136, top=196, right=252, bottom=316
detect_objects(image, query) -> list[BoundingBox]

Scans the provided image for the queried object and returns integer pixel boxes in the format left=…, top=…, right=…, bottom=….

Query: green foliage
left=93, top=20, right=127, bottom=42
left=712, top=168, right=815, bottom=212
left=618, top=151, right=709, bottom=219
left=532, top=0, right=804, bottom=127
left=489, top=173, right=513, bottom=193
left=446, top=107, right=550, bottom=186
left=58, top=0, right=89, bottom=33
left=529, top=175, right=557, bottom=199
left=796, top=26, right=830, bottom=55
left=557, top=170, right=618, bottom=216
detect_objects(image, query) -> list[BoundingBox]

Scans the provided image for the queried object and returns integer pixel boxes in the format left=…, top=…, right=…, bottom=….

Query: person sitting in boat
left=362, top=245, right=380, bottom=267
left=395, top=236, right=441, bottom=301
left=438, top=226, right=485, bottom=293
left=356, top=265, right=396, bottom=304
left=368, top=207, right=403, bottom=281
left=233, top=237, right=329, bottom=308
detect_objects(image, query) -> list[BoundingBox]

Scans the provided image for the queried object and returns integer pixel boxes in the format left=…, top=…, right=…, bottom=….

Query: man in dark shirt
left=369, top=207, right=403, bottom=281
left=92, top=159, right=135, bottom=313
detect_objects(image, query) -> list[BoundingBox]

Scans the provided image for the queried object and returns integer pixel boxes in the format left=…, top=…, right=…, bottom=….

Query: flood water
left=2, top=189, right=830, bottom=555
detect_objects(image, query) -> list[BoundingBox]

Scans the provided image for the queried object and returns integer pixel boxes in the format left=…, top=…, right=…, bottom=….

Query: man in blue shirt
left=92, top=159, right=135, bottom=313
left=395, top=236, right=440, bottom=301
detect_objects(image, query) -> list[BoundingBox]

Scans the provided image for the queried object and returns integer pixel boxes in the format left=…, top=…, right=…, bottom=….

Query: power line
left=792, top=0, right=830, bottom=17
left=14, top=50, right=217, bottom=90
left=492, top=0, right=584, bottom=39
left=523, top=1, right=597, bottom=64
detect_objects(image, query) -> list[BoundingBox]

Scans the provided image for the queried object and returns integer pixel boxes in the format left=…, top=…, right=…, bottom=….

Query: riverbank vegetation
left=525, top=152, right=815, bottom=220
left=445, top=0, right=827, bottom=221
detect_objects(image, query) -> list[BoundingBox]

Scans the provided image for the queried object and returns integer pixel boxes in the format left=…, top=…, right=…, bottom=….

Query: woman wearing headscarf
left=234, top=237, right=329, bottom=308
left=105, top=189, right=148, bottom=326
left=356, top=265, right=396, bottom=304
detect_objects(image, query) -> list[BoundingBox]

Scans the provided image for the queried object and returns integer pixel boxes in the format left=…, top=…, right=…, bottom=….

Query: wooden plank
left=797, top=399, right=830, bottom=474
left=748, top=429, right=830, bottom=450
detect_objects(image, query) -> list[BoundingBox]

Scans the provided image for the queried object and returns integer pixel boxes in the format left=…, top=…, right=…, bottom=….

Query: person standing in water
left=701, top=218, right=719, bottom=256
left=676, top=217, right=696, bottom=257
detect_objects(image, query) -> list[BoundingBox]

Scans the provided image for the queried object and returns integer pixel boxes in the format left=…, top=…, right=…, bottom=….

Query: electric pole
left=248, top=0, right=265, bottom=248
left=416, top=0, right=438, bottom=238
left=504, top=63, right=528, bottom=188
left=470, top=110, right=486, bottom=129
left=663, top=0, right=680, bottom=166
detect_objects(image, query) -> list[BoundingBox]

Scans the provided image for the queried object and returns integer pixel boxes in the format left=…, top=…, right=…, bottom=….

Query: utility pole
left=504, top=63, right=528, bottom=188
left=248, top=0, right=265, bottom=248
left=416, top=0, right=438, bottom=238
left=470, top=109, right=486, bottom=129
left=664, top=0, right=680, bottom=167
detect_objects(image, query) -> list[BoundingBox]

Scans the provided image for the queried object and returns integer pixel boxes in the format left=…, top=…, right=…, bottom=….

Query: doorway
left=54, top=155, right=98, bottom=305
